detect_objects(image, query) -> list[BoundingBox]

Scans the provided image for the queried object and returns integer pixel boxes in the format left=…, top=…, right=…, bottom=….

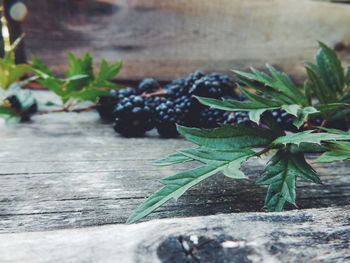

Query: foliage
left=0, top=77, right=38, bottom=122
left=0, top=35, right=32, bottom=90
left=128, top=42, right=350, bottom=223
left=31, top=52, right=123, bottom=106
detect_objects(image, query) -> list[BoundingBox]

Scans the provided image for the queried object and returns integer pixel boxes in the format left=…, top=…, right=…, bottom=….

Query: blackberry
left=155, top=96, right=193, bottom=138
left=144, top=96, right=167, bottom=112
left=190, top=73, right=235, bottom=98
left=96, top=90, right=119, bottom=121
left=165, top=79, right=188, bottom=97
left=97, top=88, right=138, bottom=121
left=5, top=95, right=37, bottom=122
left=165, top=71, right=204, bottom=97
left=113, top=95, right=155, bottom=137
left=185, top=71, right=205, bottom=88
left=224, top=111, right=251, bottom=125
left=199, top=108, right=228, bottom=128
left=117, top=88, right=137, bottom=100
left=138, top=78, right=160, bottom=94
left=271, top=109, right=297, bottom=132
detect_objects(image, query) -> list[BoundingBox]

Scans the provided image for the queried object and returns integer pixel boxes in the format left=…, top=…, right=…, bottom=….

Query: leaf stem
left=37, top=105, right=97, bottom=115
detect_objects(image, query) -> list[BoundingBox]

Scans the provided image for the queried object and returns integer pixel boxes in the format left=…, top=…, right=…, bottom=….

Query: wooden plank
left=0, top=91, right=350, bottom=234
left=19, top=0, right=350, bottom=81
left=0, top=206, right=349, bottom=263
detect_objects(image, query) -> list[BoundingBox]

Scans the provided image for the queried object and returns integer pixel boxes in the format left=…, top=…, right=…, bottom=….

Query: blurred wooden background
left=3, top=0, right=350, bottom=81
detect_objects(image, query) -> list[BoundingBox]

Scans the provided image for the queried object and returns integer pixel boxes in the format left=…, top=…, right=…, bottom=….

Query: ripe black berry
left=199, top=108, right=228, bottom=128
left=155, top=96, right=194, bottom=138
left=224, top=111, right=251, bottom=125
left=113, top=95, right=155, bottom=137
left=190, top=73, right=235, bottom=98
left=96, top=90, right=119, bottom=121
left=271, top=109, right=297, bottom=132
left=138, top=78, right=160, bottom=94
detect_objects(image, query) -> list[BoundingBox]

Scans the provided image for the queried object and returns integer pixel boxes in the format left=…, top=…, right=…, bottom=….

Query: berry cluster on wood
left=97, top=71, right=349, bottom=138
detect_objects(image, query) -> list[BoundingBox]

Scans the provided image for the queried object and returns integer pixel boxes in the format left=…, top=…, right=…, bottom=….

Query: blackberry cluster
left=97, top=71, right=260, bottom=138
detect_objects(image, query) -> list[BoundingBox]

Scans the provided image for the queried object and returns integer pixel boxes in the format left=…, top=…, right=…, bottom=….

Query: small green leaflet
left=196, top=96, right=281, bottom=112
left=272, top=130, right=350, bottom=146
left=316, top=142, right=350, bottom=163
left=152, top=152, right=193, bottom=166
left=177, top=124, right=277, bottom=150
left=127, top=148, right=254, bottom=223
left=256, top=147, right=321, bottom=212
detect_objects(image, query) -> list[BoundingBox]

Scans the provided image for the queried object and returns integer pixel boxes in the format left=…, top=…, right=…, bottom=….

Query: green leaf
left=152, top=152, right=193, bottom=166
left=316, top=126, right=350, bottom=135
left=272, top=130, right=350, bottom=146
left=316, top=142, right=350, bottom=163
left=127, top=165, right=220, bottom=224
left=180, top=147, right=254, bottom=178
left=345, top=66, right=350, bottom=86
left=196, top=96, right=281, bottom=112
left=65, top=89, right=112, bottom=103
left=0, top=105, right=19, bottom=121
left=256, top=147, right=321, bottom=212
left=177, top=124, right=277, bottom=150
left=233, top=65, right=307, bottom=105
left=127, top=148, right=253, bottom=223
left=316, top=42, right=344, bottom=93
left=292, top=106, right=319, bottom=128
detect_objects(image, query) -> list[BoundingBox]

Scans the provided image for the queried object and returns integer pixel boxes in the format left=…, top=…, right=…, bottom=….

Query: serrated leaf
left=152, top=152, right=193, bottom=166
left=177, top=124, right=277, bottom=150
left=237, top=77, right=295, bottom=105
left=272, top=130, right=350, bottom=146
left=256, top=147, right=321, bottom=212
left=127, top=147, right=253, bottom=223
left=316, top=142, right=350, bottom=163
left=180, top=147, right=254, bottom=179
left=316, top=126, right=350, bottom=135
left=233, top=65, right=307, bottom=105
left=196, top=96, right=281, bottom=112
left=282, top=104, right=300, bottom=117
left=248, top=109, right=267, bottom=124
left=292, top=106, right=319, bottom=128
left=316, top=42, right=344, bottom=93
left=65, top=89, right=112, bottom=103
left=127, top=165, right=221, bottom=224
left=346, top=66, right=350, bottom=86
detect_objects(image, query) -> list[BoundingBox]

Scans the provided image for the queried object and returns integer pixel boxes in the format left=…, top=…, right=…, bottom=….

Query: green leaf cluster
left=32, top=52, right=123, bottom=105
left=197, top=42, right=350, bottom=128
left=128, top=42, right=350, bottom=223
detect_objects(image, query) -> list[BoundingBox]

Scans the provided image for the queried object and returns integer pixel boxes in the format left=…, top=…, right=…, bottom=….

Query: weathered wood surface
left=0, top=206, right=349, bottom=263
left=0, top=91, right=349, bottom=236
left=19, top=0, right=350, bottom=81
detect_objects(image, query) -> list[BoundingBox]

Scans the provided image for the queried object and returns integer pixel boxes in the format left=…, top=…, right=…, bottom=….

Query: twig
left=37, top=105, right=97, bottom=115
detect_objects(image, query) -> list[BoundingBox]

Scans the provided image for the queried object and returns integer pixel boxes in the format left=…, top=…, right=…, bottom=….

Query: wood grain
left=0, top=91, right=349, bottom=235
left=19, top=0, right=350, bottom=81
left=0, top=206, right=349, bottom=263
